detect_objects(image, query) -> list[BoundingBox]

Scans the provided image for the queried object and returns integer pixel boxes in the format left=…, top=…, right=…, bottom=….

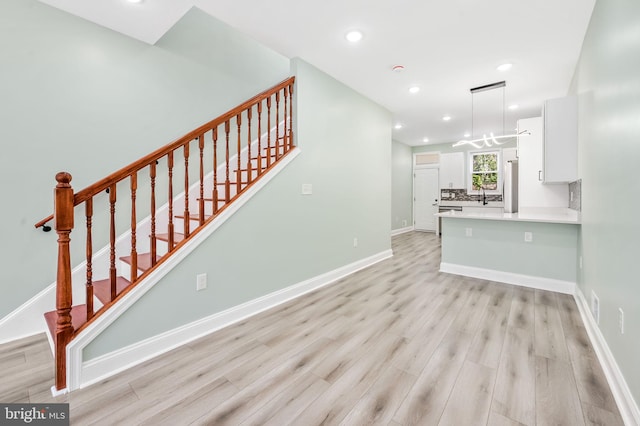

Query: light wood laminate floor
left=0, top=232, right=624, bottom=425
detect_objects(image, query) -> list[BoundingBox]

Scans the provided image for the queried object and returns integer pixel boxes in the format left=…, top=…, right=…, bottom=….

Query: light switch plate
left=196, top=273, right=207, bottom=291
left=301, top=184, right=312, bottom=195
left=524, top=232, right=533, bottom=242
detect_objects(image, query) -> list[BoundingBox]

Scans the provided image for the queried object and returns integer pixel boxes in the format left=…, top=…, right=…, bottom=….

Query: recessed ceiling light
left=394, top=123, right=403, bottom=129
left=423, top=137, right=429, bottom=143
left=442, top=115, right=452, bottom=121
left=497, top=63, right=513, bottom=72
left=508, top=104, right=519, bottom=110
left=345, top=30, right=363, bottom=43
left=127, top=0, right=143, bottom=3
left=409, top=86, right=420, bottom=94
left=464, top=132, right=471, bottom=138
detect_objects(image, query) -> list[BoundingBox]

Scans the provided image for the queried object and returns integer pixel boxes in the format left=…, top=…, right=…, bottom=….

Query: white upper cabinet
left=439, top=152, right=465, bottom=189
left=543, top=96, right=578, bottom=183
left=518, top=117, right=568, bottom=209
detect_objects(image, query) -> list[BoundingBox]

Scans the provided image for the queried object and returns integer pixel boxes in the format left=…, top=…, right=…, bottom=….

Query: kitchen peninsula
left=436, top=207, right=580, bottom=294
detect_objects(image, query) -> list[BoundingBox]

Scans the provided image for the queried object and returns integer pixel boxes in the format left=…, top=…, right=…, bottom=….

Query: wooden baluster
left=198, top=135, right=205, bottom=226
left=257, top=101, right=263, bottom=175
left=283, top=87, right=289, bottom=154
left=288, top=82, right=294, bottom=149
left=236, top=113, right=242, bottom=194
left=54, top=172, right=74, bottom=391
left=247, top=107, right=253, bottom=184
left=224, top=120, right=231, bottom=203
left=109, top=183, right=117, bottom=301
left=85, top=198, right=94, bottom=320
left=130, top=172, right=138, bottom=282
left=266, top=97, right=272, bottom=168
left=168, top=152, right=174, bottom=250
left=150, top=162, right=157, bottom=266
left=275, top=91, right=281, bottom=160
left=212, top=128, right=219, bottom=213
left=183, top=143, right=190, bottom=238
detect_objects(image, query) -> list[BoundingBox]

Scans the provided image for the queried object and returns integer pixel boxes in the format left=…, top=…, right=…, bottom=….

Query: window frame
left=467, top=149, right=502, bottom=195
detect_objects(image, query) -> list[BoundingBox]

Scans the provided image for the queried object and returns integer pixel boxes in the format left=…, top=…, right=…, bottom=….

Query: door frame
left=413, top=152, right=440, bottom=232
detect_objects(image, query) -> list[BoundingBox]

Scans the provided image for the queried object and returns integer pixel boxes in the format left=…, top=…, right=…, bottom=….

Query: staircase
left=35, top=77, right=295, bottom=392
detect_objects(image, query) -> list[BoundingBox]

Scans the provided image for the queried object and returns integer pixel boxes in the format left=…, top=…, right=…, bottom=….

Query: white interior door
left=414, top=168, right=439, bottom=231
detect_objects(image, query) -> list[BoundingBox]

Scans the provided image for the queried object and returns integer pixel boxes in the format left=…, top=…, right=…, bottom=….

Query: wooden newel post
left=54, top=172, right=74, bottom=391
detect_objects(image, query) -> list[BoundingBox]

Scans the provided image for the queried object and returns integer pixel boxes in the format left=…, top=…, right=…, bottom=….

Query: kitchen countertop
left=439, top=201, right=504, bottom=208
left=435, top=207, right=581, bottom=224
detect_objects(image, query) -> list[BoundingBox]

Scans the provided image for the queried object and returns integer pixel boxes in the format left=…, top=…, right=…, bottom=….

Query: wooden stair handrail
left=39, top=76, right=296, bottom=391
left=34, top=76, right=295, bottom=227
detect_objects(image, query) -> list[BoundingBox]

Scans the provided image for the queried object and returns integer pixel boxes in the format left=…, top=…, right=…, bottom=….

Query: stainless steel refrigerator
left=504, top=160, right=519, bottom=213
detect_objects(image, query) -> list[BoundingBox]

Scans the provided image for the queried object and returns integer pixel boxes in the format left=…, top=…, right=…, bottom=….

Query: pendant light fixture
left=452, top=81, right=529, bottom=148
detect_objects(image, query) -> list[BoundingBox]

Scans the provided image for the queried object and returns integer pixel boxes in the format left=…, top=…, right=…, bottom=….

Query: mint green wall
left=0, top=2, right=289, bottom=318
left=391, top=140, right=413, bottom=230
left=441, top=218, right=578, bottom=282
left=83, top=58, right=392, bottom=359
left=569, top=0, right=640, bottom=403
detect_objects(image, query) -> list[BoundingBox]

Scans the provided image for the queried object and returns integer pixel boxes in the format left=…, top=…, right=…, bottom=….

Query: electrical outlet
left=402, top=220, right=407, bottom=227
left=465, top=228, right=472, bottom=237
left=591, top=291, right=600, bottom=325
left=451, top=193, right=455, bottom=198
left=353, top=237, right=358, bottom=247
left=570, top=191, right=574, bottom=202
left=442, top=192, right=450, bottom=198
left=619, top=308, right=624, bottom=334
left=196, top=273, right=207, bottom=291
left=524, top=232, right=533, bottom=242
left=301, top=183, right=313, bottom=195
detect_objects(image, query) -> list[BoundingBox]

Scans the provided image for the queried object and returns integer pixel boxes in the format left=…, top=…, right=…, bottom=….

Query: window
left=469, top=150, right=500, bottom=192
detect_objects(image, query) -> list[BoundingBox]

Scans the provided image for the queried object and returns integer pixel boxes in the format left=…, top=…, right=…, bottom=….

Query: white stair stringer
left=0, top=122, right=290, bottom=344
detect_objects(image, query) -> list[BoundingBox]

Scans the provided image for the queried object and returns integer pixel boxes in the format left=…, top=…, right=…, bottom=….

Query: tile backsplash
left=441, top=188, right=502, bottom=203
left=569, top=179, right=582, bottom=211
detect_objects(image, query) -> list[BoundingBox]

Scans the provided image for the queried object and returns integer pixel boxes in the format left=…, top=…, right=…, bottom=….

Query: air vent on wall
left=415, top=152, right=439, bottom=166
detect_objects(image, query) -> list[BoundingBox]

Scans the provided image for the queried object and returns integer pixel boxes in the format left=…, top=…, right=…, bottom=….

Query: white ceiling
left=38, top=0, right=596, bottom=146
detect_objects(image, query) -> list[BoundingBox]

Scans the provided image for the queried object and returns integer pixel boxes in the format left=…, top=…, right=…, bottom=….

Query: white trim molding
left=574, top=288, right=640, bottom=426
left=440, top=262, right=575, bottom=294
left=391, top=226, right=414, bottom=236
left=0, top=284, right=53, bottom=344
left=74, top=248, right=393, bottom=390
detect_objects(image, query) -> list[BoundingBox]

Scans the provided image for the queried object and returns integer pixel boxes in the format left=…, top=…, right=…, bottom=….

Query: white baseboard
left=439, top=262, right=575, bottom=294
left=0, top=284, right=53, bottom=344
left=77, top=248, right=393, bottom=390
left=574, top=288, right=640, bottom=426
left=391, top=226, right=414, bottom=236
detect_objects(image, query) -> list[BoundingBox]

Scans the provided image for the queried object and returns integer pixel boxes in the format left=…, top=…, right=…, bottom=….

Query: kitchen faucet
left=481, top=187, right=489, bottom=205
